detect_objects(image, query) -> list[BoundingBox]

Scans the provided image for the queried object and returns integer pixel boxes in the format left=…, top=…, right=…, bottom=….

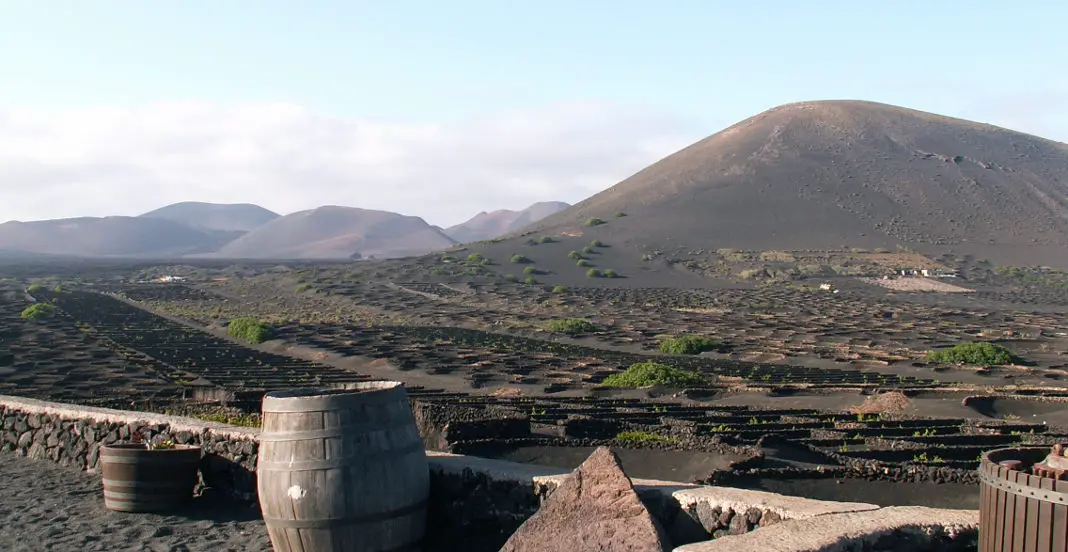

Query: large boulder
left=499, top=446, right=671, bottom=552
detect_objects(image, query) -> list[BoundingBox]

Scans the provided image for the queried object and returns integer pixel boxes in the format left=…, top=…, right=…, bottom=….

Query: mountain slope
left=446, top=201, right=570, bottom=243
left=523, top=100, right=1068, bottom=263
left=214, top=206, right=456, bottom=259
left=0, top=217, right=232, bottom=257
left=139, top=202, right=279, bottom=232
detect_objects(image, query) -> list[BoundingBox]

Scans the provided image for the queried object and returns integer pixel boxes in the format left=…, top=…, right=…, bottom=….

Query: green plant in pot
left=99, top=430, right=202, bottom=513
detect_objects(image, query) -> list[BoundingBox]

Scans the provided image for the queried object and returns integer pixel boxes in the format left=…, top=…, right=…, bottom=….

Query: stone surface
left=500, top=446, right=671, bottom=552
left=673, top=506, right=979, bottom=552
left=672, top=484, right=879, bottom=522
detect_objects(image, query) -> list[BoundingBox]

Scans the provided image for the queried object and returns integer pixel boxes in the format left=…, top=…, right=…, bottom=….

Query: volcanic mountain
left=517, top=100, right=1068, bottom=266
left=139, top=202, right=280, bottom=233
left=446, top=201, right=571, bottom=243
left=212, top=205, right=456, bottom=260
left=0, top=216, right=234, bottom=258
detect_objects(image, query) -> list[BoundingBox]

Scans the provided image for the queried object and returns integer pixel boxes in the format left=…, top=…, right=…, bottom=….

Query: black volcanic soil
left=4, top=256, right=1068, bottom=524
left=964, top=397, right=1068, bottom=426
left=728, top=476, right=980, bottom=510
left=475, top=445, right=750, bottom=482
left=0, top=453, right=271, bottom=552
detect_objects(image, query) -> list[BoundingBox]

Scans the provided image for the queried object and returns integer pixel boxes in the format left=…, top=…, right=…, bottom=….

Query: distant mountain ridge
left=0, top=216, right=236, bottom=258
left=0, top=202, right=460, bottom=259
left=139, top=202, right=280, bottom=232
left=212, top=205, right=457, bottom=260
left=445, top=201, right=571, bottom=243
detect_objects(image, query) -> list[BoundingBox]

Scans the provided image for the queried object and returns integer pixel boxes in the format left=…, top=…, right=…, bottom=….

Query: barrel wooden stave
left=99, top=444, right=201, bottom=513
left=257, top=382, right=429, bottom=552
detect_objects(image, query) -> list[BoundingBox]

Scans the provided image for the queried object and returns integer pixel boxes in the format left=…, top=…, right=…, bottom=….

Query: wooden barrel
left=257, top=382, right=429, bottom=552
left=979, top=447, right=1068, bottom=551
left=99, top=444, right=202, bottom=512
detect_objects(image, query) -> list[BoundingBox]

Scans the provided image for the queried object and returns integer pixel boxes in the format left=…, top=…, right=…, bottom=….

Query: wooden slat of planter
left=1054, top=477, right=1068, bottom=551
left=995, top=465, right=1012, bottom=550
left=1039, top=475, right=1055, bottom=552
left=1021, top=471, right=1037, bottom=552
left=1014, top=470, right=1027, bottom=552
left=986, top=460, right=998, bottom=552
left=994, top=465, right=1007, bottom=551
left=980, top=461, right=991, bottom=552
left=1005, top=465, right=1018, bottom=552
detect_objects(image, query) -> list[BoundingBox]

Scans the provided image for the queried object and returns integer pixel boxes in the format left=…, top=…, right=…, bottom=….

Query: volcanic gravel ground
left=0, top=453, right=271, bottom=552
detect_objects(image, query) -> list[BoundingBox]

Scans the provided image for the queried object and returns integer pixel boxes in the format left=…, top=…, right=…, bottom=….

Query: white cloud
left=0, top=101, right=705, bottom=227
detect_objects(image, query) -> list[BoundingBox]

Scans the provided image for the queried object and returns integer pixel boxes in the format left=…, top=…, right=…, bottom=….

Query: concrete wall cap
left=672, top=506, right=979, bottom=552
left=0, top=394, right=259, bottom=440
left=672, top=485, right=879, bottom=520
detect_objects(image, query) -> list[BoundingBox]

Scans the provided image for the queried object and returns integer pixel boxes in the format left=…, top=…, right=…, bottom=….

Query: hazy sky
left=1, top=1, right=1065, bottom=226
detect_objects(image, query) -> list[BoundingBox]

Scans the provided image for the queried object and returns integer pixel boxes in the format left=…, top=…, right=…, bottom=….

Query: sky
left=1, top=1, right=1065, bottom=227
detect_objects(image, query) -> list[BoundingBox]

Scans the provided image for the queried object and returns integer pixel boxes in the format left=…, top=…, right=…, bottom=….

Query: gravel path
left=0, top=453, right=271, bottom=552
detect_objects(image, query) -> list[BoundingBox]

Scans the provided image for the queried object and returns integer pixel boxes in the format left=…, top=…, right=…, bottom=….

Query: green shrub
left=181, top=411, right=262, bottom=428
left=227, top=317, right=272, bottom=344
left=927, top=342, right=1020, bottom=366
left=602, top=269, right=618, bottom=278
left=601, top=362, right=705, bottom=388
left=295, top=283, right=314, bottom=293
left=585, top=218, right=606, bottom=227
left=586, top=268, right=603, bottom=278
left=590, top=239, right=604, bottom=247
left=52, top=285, right=64, bottom=293
left=510, top=254, right=531, bottom=264
left=504, top=274, right=519, bottom=282
left=613, top=211, right=627, bottom=218
left=523, top=266, right=538, bottom=275
left=538, top=236, right=556, bottom=244
left=524, top=276, right=538, bottom=285
left=576, top=259, right=592, bottom=267
left=466, top=253, right=485, bottom=263
left=615, top=431, right=679, bottom=444
left=567, top=251, right=583, bottom=260
left=660, top=335, right=722, bottom=355
left=552, top=285, right=568, bottom=293
left=582, top=246, right=594, bottom=254
left=20, top=303, right=55, bottom=320
left=26, top=284, right=45, bottom=293
left=545, top=318, right=597, bottom=335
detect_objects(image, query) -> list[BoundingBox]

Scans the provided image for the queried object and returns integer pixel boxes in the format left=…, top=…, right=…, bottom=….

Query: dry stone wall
left=0, top=400, right=260, bottom=500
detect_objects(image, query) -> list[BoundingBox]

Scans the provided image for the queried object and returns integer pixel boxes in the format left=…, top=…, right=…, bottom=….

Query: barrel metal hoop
left=978, top=469, right=1068, bottom=504
left=102, top=478, right=195, bottom=490
left=262, top=498, right=427, bottom=529
left=257, top=441, right=425, bottom=471
left=104, top=490, right=189, bottom=501
left=262, top=389, right=405, bottom=413
left=259, top=423, right=412, bottom=442
left=99, top=455, right=199, bottom=465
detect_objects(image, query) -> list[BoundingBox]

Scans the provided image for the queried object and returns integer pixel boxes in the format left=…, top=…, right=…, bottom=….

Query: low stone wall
left=0, top=395, right=978, bottom=552
left=0, top=395, right=260, bottom=499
